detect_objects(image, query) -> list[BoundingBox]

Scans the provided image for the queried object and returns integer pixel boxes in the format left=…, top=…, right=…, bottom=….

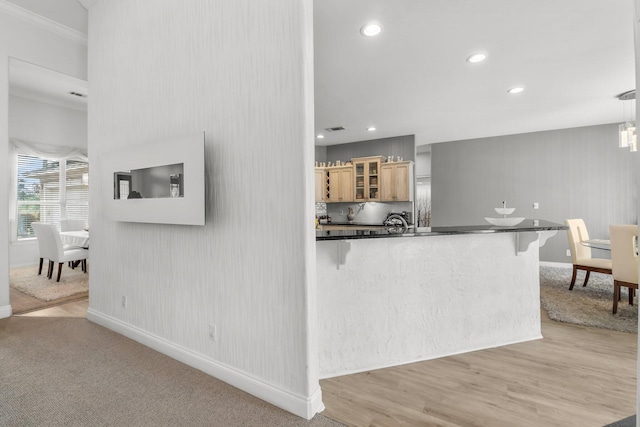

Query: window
left=16, top=154, right=89, bottom=239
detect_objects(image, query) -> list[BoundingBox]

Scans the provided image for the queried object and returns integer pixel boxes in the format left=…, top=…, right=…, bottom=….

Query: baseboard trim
left=0, top=304, right=13, bottom=319
left=320, top=333, right=544, bottom=379
left=87, top=308, right=323, bottom=419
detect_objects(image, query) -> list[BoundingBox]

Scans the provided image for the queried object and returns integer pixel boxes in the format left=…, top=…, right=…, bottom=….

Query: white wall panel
left=317, top=233, right=541, bottom=377
left=86, top=0, right=320, bottom=418
left=9, top=95, right=87, bottom=149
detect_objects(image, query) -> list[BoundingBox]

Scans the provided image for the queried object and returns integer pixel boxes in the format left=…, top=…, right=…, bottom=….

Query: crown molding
left=0, top=0, right=87, bottom=45
left=77, top=0, right=100, bottom=10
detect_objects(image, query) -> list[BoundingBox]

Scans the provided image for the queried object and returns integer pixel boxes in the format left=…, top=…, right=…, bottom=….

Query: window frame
left=14, top=153, right=89, bottom=241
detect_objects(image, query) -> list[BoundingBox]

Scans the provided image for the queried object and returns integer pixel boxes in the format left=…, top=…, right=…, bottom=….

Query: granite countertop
left=316, top=219, right=567, bottom=241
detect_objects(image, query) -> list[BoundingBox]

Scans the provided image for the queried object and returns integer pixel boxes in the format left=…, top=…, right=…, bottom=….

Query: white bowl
left=494, top=207, right=515, bottom=215
left=485, top=217, right=525, bottom=227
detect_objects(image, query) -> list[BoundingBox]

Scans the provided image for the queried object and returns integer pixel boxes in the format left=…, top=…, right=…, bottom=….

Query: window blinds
left=16, top=154, right=89, bottom=239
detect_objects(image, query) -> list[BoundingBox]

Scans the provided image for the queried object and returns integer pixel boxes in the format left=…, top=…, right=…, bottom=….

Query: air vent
left=324, top=126, right=345, bottom=132
left=69, top=91, right=87, bottom=98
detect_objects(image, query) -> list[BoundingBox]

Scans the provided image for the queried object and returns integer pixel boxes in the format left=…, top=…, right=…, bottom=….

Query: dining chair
left=31, top=222, right=48, bottom=275
left=31, top=222, right=89, bottom=282
left=565, top=219, right=612, bottom=290
left=60, top=219, right=87, bottom=232
left=609, top=224, right=638, bottom=314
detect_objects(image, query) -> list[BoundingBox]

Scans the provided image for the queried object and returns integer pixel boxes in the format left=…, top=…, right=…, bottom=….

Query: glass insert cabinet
left=353, top=156, right=383, bottom=202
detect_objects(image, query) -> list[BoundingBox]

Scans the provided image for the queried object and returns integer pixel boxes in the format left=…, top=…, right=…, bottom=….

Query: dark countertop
left=316, top=219, right=567, bottom=241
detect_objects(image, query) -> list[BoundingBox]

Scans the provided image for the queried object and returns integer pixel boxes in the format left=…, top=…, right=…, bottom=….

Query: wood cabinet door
left=339, top=167, right=354, bottom=202
left=314, top=169, right=325, bottom=202
left=380, top=164, right=395, bottom=201
left=394, top=163, right=410, bottom=201
left=326, top=169, right=340, bottom=202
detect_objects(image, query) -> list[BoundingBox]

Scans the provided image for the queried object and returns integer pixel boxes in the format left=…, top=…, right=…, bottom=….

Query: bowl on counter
left=494, top=207, right=515, bottom=215
left=485, top=217, right=525, bottom=227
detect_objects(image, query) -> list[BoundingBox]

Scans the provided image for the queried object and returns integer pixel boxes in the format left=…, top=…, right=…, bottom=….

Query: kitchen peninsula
left=316, top=219, right=567, bottom=378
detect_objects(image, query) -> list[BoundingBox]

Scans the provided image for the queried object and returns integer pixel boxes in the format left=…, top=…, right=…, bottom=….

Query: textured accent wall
left=317, top=232, right=541, bottom=377
left=432, top=124, right=637, bottom=262
left=86, top=0, right=319, bottom=416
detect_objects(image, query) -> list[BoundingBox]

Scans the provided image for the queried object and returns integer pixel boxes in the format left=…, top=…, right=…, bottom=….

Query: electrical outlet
left=533, top=202, right=539, bottom=210
left=566, top=249, right=571, bottom=257
left=209, top=324, right=217, bottom=341
left=122, top=296, right=127, bottom=308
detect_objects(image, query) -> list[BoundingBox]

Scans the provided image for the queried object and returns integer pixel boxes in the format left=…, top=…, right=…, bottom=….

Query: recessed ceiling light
left=360, top=23, right=382, bottom=37
left=507, top=87, right=525, bottom=94
left=367, top=127, right=376, bottom=131
left=466, top=53, right=487, bottom=63
left=316, top=134, right=324, bottom=139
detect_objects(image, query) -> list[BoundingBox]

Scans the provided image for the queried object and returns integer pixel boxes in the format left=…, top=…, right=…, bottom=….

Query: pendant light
left=618, top=90, right=636, bottom=151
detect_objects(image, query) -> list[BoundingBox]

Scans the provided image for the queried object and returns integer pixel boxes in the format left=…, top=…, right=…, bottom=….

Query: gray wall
left=324, top=134, right=415, bottom=163
left=431, top=123, right=637, bottom=263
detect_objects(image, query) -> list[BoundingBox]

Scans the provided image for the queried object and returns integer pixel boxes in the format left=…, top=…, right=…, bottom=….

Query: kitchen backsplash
left=319, top=201, right=413, bottom=225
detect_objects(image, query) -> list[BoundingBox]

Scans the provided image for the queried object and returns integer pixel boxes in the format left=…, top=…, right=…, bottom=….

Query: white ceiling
left=7, top=0, right=637, bottom=149
left=314, top=0, right=636, bottom=148
left=9, top=58, right=88, bottom=112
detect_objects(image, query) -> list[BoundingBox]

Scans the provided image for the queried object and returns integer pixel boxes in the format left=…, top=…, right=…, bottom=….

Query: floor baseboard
left=86, top=308, right=323, bottom=420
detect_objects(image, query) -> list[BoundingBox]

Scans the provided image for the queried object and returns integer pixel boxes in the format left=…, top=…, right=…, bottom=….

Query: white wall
left=0, top=4, right=87, bottom=317
left=9, top=95, right=87, bottom=149
left=317, top=232, right=541, bottom=378
left=86, top=0, right=320, bottom=419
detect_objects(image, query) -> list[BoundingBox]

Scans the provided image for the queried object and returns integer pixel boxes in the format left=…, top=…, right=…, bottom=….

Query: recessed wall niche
left=102, top=133, right=205, bottom=225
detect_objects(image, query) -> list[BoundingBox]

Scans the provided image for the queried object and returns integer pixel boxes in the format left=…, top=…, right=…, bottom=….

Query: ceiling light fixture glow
left=316, top=134, right=324, bottom=139
left=507, top=87, right=525, bottom=94
left=360, top=23, right=382, bottom=37
left=466, top=53, right=487, bottom=63
left=367, top=127, right=376, bottom=131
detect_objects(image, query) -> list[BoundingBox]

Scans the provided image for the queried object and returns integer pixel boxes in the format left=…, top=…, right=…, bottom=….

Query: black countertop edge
left=315, top=219, right=567, bottom=241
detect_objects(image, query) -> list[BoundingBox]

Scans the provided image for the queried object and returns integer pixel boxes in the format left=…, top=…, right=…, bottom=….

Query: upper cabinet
left=353, top=156, right=383, bottom=202
left=380, top=161, right=413, bottom=202
left=326, top=166, right=354, bottom=203
left=318, top=156, right=413, bottom=204
left=315, top=168, right=327, bottom=202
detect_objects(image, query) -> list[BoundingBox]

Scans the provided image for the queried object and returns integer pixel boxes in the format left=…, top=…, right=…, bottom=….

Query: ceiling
left=7, top=0, right=637, bottom=149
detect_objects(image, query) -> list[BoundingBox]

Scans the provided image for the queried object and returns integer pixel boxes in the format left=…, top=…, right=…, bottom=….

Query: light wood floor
left=321, top=311, right=637, bottom=427
left=16, top=297, right=88, bottom=318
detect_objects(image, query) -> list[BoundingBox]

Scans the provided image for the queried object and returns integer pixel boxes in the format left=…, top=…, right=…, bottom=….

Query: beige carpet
left=540, top=265, right=637, bottom=333
left=10, top=264, right=88, bottom=302
left=0, top=317, right=344, bottom=427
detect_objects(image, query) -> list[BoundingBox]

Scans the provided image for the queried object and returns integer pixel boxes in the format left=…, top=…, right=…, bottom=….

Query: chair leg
left=47, top=261, right=54, bottom=279
left=56, top=263, right=63, bottom=282
left=582, top=270, right=591, bottom=287
left=569, top=265, right=578, bottom=290
left=630, top=287, right=634, bottom=306
left=613, top=281, right=620, bottom=314
left=83, top=259, right=87, bottom=273
left=38, top=258, right=43, bottom=275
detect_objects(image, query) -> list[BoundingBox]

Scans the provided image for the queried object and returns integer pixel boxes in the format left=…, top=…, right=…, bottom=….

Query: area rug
left=540, top=265, right=637, bottom=333
left=10, top=264, right=88, bottom=302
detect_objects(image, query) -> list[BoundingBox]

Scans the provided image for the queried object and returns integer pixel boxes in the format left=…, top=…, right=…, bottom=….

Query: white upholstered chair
left=60, top=219, right=87, bottom=232
left=565, top=219, right=612, bottom=290
left=31, top=222, right=88, bottom=282
left=609, top=224, right=638, bottom=314
left=31, top=222, right=47, bottom=275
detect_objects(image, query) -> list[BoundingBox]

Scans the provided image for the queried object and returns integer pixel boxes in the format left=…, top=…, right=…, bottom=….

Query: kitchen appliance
left=383, top=211, right=411, bottom=229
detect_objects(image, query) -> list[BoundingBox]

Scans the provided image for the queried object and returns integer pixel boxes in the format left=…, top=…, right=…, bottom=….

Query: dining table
left=60, top=230, right=90, bottom=249
left=580, top=238, right=611, bottom=251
